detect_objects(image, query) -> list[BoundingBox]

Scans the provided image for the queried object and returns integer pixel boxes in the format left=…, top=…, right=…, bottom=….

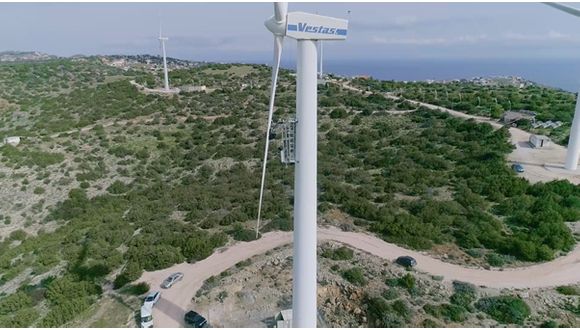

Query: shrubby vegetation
left=0, top=144, right=64, bottom=168
left=352, top=77, right=577, bottom=144
left=366, top=296, right=412, bottom=327
left=556, top=285, right=580, bottom=296
left=319, top=108, right=579, bottom=262
left=342, top=267, right=367, bottom=286
left=475, top=295, right=531, bottom=325
left=321, top=246, right=354, bottom=261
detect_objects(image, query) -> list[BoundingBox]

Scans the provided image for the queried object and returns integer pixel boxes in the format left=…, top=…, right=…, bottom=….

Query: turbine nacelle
left=265, top=11, right=348, bottom=40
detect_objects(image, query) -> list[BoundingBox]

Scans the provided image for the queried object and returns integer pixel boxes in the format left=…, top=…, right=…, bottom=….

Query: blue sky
left=2, top=2, right=580, bottom=63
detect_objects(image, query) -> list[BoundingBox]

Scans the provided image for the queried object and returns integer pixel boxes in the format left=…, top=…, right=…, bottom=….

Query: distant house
left=274, top=309, right=292, bottom=328
left=3, top=136, right=20, bottom=146
left=529, top=134, right=551, bottom=148
left=501, top=110, right=536, bottom=125
left=182, top=85, right=207, bottom=93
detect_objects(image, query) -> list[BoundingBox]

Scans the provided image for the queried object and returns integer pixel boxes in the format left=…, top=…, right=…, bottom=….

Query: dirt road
left=137, top=226, right=580, bottom=328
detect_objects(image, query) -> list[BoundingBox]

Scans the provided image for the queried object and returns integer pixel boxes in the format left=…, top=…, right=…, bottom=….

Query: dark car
left=184, top=310, right=208, bottom=328
left=396, top=256, right=417, bottom=268
left=512, top=163, right=525, bottom=173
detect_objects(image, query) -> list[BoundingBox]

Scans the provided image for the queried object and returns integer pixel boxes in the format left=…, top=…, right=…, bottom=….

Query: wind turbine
left=543, top=2, right=580, bottom=170
left=256, top=2, right=348, bottom=327
left=158, top=24, right=170, bottom=92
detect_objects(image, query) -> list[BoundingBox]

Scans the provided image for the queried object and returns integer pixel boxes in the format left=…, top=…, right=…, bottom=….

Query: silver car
left=161, top=272, right=184, bottom=289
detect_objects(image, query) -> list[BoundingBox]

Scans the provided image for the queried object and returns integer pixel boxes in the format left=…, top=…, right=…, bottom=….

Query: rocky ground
left=193, top=242, right=580, bottom=328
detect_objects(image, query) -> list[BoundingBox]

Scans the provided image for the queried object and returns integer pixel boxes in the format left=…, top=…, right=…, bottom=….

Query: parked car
left=161, top=272, right=184, bottom=289
left=143, top=291, right=160, bottom=308
left=140, top=305, right=153, bottom=328
left=396, top=256, right=417, bottom=268
left=184, top=310, right=208, bottom=328
left=512, top=163, right=525, bottom=173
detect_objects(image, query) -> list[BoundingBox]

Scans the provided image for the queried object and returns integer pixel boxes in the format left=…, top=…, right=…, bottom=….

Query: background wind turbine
left=543, top=2, right=580, bottom=170
left=158, top=24, right=170, bottom=92
left=257, top=2, right=348, bottom=327
left=318, top=40, right=324, bottom=80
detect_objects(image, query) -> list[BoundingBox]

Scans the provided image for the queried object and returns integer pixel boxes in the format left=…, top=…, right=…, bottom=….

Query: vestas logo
left=287, top=23, right=347, bottom=36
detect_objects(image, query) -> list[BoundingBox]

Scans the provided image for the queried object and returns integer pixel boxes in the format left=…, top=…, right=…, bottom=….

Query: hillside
left=0, top=51, right=57, bottom=63
left=0, top=58, right=578, bottom=327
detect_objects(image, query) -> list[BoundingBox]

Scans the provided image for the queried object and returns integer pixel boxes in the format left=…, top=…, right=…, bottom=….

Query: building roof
left=531, top=134, right=550, bottom=140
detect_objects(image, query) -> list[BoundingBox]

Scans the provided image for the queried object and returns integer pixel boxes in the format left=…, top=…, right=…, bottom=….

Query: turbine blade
left=256, top=35, right=284, bottom=238
left=544, top=2, right=580, bottom=17
left=274, top=2, right=288, bottom=22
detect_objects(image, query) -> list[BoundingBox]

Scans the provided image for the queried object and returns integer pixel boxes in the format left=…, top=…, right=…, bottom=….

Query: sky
left=2, top=2, right=580, bottom=64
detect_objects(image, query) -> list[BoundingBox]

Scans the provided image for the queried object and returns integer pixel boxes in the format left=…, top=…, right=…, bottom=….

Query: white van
left=140, top=305, right=153, bottom=328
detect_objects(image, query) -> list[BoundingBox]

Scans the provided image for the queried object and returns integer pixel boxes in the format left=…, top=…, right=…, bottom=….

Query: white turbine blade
left=544, top=2, right=580, bottom=17
left=256, top=34, right=283, bottom=238
left=274, top=2, right=288, bottom=22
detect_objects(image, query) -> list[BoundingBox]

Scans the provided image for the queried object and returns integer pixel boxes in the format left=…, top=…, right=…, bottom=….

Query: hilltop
left=0, top=57, right=578, bottom=327
left=0, top=51, right=57, bottom=63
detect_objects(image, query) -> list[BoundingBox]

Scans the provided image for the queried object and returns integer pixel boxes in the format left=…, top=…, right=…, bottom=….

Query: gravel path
left=137, top=226, right=580, bottom=328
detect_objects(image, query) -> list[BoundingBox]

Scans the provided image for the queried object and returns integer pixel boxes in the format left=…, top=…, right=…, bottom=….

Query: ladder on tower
left=280, top=118, right=297, bottom=164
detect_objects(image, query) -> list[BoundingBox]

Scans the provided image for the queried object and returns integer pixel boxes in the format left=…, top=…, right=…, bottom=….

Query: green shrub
left=540, top=320, right=559, bottom=328
left=556, top=285, right=580, bottom=296
left=382, top=287, right=399, bottom=300
left=423, top=303, right=468, bottom=322
left=0, top=307, right=38, bottom=327
left=321, top=246, right=354, bottom=261
left=329, top=108, right=348, bottom=119
left=486, top=253, right=505, bottom=267
left=341, top=267, right=367, bottom=286
left=366, top=297, right=412, bottom=327
left=8, top=229, right=27, bottom=241
left=229, top=224, right=258, bottom=242
left=33, top=186, right=46, bottom=195
left=475, top=295, right=530, bottom=325
left=421, top=318, right=441, bottom=327
left=107, top=180, right=130, bottom=194
left=398, top=273, right=416, bottom=290
left=0, top=291, right=33, bottom=314
left=39, top=296, right=92, bottom=327
left=113, top=262, right=143, bottom=289
left=44, top=277, right=101, bottom=306
left=450, top=281, right=477, bottom=306
left=125, top=282, right=150, bottom=295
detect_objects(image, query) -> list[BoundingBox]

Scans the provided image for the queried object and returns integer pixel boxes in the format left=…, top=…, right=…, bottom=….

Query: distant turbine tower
left=318, top=40, right=324, bottom=79
left=258, top=2, right=348, bottom=327
left=544, top=2, right=580, bottom=170
left=159, top=24, right=170, bottom=92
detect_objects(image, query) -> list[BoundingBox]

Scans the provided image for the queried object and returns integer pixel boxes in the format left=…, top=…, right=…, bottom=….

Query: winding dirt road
left=137, top=226, right=580, bottom=328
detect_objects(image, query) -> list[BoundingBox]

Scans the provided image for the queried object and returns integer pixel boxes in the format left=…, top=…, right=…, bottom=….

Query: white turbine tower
left=318, top=40, right=324, bottom=80
left=158, top=25, right=170, bottom=92
left=544, top=2, right=580, bottom=170
left=256, top=2, right=348, bottom=327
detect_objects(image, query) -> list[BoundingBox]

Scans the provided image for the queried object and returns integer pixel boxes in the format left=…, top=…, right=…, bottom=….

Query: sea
left=281, top=58, right=580, bottom=93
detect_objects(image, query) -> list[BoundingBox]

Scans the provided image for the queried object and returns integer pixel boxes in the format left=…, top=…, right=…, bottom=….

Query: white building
left=529, top=134, right=551, bottom=149
left=274, top=309, right=292, bottom=328
left=3, top=136, right=20, bottom=146
left=182, top=85, right=207, bottom=93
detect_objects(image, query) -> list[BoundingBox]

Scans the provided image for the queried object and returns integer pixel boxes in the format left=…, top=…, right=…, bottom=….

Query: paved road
left=137, top=226, right=580, bottom=328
